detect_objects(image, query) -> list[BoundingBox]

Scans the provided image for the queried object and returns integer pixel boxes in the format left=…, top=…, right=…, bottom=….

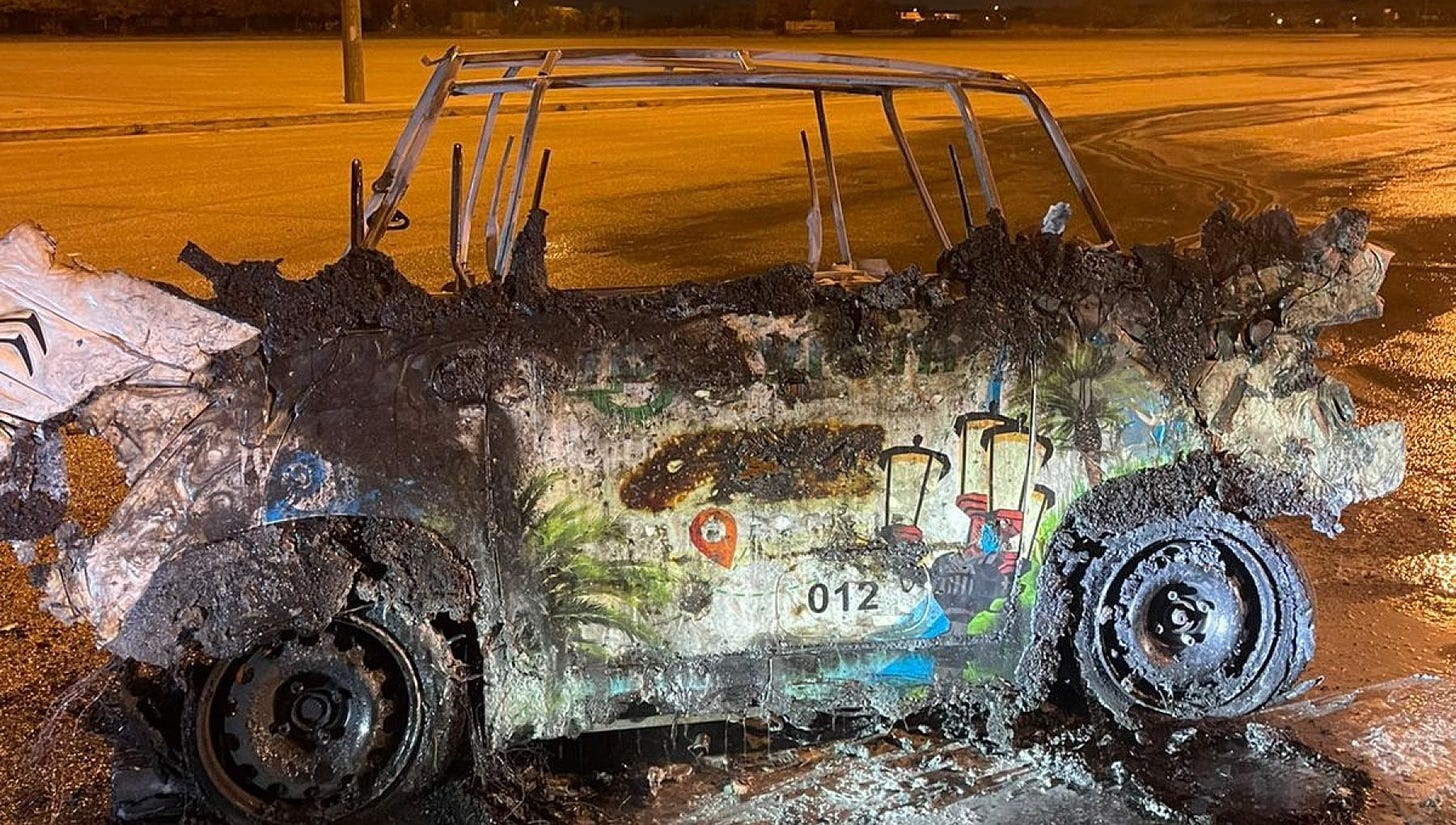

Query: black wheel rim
left=1092, top=535, right=1279, bottom=716
left=195, top=616, right=423, bottom=822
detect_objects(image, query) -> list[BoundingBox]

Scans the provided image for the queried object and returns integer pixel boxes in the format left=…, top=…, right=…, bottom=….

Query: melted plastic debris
left=177, top=204, right=1382, bottom=400
left=498, top=719, right=1368, bottom=825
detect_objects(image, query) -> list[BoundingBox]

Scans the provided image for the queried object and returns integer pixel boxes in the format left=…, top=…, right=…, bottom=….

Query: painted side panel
left=484, top=312, right=1206, bottom=738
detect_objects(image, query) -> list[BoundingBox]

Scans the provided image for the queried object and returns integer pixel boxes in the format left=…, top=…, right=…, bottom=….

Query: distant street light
left=342, top=0, right=366, bottom=104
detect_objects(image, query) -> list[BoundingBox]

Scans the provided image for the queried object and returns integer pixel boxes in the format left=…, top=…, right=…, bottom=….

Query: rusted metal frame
left=348, top=158, right=364, bottom=252
left=532, top=149, right=553, bottom=210
left=812, top=90, right=851, bottom=266
left=947, top=146, right=973, bottom=238
left=457, top=47, right=751, bottom=68
left=483, top=134, right=516, bottom=282
left=1017, top=86, right=1117, bottom=245
left=798, top=130, right=823, bottom=270
left=363, top=46, right=464, bottom=249
left=494, top=71, right=553, bottom=277
left=945, top=83, right=1002, bottom=218
left=750, top=49, right=1019, bottom=86
left=451, top=47, right=1021, bottom=89
left=515, top=56, right=749, bottom=72
left=455, top=50, right=765, bottom=76
left=880, top=91, right=952, bottom=252
left=449, top=70, right=1023, bottom=98
left=449, top=143, right=467, bottom=291
left=536, top=47, right=563, bottom=78
left=458, top=65, right=523, bottom=281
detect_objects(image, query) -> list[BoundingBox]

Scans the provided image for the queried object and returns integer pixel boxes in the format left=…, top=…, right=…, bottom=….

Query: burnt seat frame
left=354, top=47, right=1116, bottom=285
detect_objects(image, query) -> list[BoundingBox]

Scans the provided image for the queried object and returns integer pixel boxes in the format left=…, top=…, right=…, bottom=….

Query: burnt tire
left=1072, top=506, right=1313, bottom=722
left=183, top=601, right=465, bottom=824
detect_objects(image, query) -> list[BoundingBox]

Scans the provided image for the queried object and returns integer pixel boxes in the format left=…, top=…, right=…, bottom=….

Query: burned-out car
left=0, top=49, right=1403, bottom=823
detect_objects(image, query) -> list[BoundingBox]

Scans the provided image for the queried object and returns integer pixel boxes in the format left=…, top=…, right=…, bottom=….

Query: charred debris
left=178, top=202, right=1367, bottom=406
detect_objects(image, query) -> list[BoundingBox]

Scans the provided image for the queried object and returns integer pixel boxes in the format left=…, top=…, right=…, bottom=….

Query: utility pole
left=341, top=0, right=366, bottom=104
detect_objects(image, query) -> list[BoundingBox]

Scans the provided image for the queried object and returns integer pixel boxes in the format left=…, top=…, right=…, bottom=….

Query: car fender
left=110, top=516, right=480, bottom=668
left=1013, top=451, right=1319, bottom=711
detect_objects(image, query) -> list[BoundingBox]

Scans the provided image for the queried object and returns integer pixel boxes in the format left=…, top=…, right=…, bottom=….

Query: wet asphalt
left=0, top=34, right=1454, bottom=824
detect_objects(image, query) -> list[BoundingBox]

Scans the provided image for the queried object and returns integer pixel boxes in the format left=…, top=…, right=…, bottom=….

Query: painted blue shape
left=781, top=649, right=940, bottom=702
left=874, top=595, right=948, bottom=641
left=918, top=597, right=950, bottom=639
left=264, top=449, right=367, bottom=523
left=874, top=653, right=935, bottom=686
left=978, top=529, right=1001, bottom=556
left=987, top=346, right=1007, bottom=413
left=278, top=450, right=326, bottom=495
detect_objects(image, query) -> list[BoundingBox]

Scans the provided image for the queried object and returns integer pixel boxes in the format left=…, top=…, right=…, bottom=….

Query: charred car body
left=0, top=49, right=1404, bottom=823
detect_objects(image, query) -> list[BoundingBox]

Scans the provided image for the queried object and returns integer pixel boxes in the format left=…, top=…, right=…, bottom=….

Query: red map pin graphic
left=689, top=508, right=738, bottom=569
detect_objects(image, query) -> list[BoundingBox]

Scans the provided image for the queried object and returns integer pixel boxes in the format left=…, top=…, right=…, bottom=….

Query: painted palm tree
left=1013, top=337, right=1149, bottom=487
left=517, top=473, right=675, bottom=659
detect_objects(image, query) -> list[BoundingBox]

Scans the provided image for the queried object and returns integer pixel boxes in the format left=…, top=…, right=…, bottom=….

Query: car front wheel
left=1072, top=507, right=1314, bottom=722
left=185, top=604, right=463, bottom=824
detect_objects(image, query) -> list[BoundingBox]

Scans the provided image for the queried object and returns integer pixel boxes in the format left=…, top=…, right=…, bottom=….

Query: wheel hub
left=194, top=617, right=423, bottom=822
left=281, top=677, right=347, bottom=737
left=1148, top=584, right=1216, bottom=651
left=1092, top=535, right=1275, bottom=715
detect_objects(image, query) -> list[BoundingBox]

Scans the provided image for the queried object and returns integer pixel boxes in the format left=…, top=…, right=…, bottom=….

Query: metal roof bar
left=813, top=90, right=851, bottom=266
left=450, top=47, right=1024, bottom=86
left=494, top=60, right=554, bottom=277
left=1020, top=88, right=1116, bottom=244
left=944, top=83, right=1002, bottom=216
left=882, top=91, right=952, bottom=251
left=358, top=45, right=1117, bottom=265
left=458, top=64, right=521, bottom=279
left=483, top=133, right=516, bottom=278
left=449, top=70, right=1025, bottom=97
left=364, top=46, right=463, bottom=248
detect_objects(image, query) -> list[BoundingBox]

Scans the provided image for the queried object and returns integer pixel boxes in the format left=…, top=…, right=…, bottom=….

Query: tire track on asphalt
left=1064, top=82, right=1456, bottom=235
left=1030, top=51, right=1456, bottom=89
left=4, top=52, right=1456, bottom=145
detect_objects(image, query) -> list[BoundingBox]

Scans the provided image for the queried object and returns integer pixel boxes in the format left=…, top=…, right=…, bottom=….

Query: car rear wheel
left=1072, top=507, right=1313, bottom=721
left=185, top=604, right=463, bottom=824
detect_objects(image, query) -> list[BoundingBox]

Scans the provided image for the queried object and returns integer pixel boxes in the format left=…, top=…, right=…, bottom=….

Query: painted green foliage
left=574, top=384, right=675, bottom=425
left=1013, top=336, right=1152, bottom=486
left=518, top=473, right=675, bottom=659
left=950, top=336, right=1156, bottom=647
left=947, top=335, right=1179, bottom=651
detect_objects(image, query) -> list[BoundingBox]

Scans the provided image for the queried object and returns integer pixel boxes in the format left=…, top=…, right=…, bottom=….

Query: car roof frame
left=354, top=47, right=1117, bottom=283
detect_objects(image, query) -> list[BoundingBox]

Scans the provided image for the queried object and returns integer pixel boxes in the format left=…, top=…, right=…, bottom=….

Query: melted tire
left=183, top=602, right=465, bottom=824
left=1072, top=506, right=1314, bottom=722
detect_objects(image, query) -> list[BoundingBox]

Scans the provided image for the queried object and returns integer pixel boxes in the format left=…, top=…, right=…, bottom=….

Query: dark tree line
left=0, top=0, right=909, bottom=33
left=3, top=0, right=1451, bottom=33
left=0, top=0, right=473, bottom=32
left=0, top=0, right=344, bottom=32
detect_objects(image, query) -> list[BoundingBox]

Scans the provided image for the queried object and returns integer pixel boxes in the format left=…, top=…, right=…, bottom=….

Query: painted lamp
left=876, top=435, right=951, bottom=544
